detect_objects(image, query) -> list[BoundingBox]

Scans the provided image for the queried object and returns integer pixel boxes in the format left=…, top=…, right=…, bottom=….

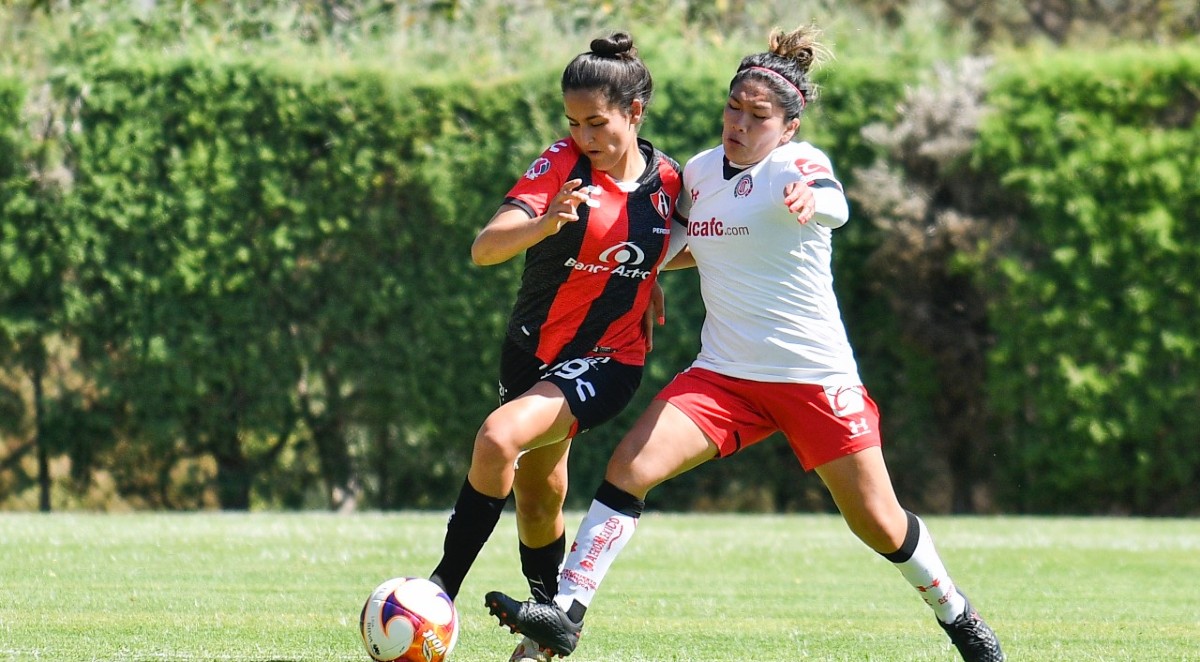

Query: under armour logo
left=917, top=577, right=942, bottom=593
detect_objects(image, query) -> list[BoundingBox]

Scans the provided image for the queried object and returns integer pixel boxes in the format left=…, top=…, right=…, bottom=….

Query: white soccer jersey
left=681, top=141, right=861, bottom=385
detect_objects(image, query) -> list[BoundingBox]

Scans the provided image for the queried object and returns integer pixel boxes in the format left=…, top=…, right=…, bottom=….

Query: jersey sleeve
left=662, top=216, right=690, bottom=264
left=503, top=139, right=576, bottom=218
left=786, top=145, right=849, bottom=229
left=667, top=154, right=690, bottom=222
left=790, top=146, right=842, bottom=192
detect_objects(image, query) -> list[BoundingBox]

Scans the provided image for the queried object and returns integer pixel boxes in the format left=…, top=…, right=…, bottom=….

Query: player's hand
left=642, top=280, right=665, bottom=353
left=541, top=179, right=595, bottom=236
left=784, top=180, right=816, bottom=225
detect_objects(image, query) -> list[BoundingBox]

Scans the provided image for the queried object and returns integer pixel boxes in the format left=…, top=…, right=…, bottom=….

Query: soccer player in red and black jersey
left=426, top=31, right=686, bottom=662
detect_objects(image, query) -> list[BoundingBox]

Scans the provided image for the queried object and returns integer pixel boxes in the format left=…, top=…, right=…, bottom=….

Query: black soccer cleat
left=938, top=595, right=1005, bottom=662
left=485, top=591, right=582, bottom=657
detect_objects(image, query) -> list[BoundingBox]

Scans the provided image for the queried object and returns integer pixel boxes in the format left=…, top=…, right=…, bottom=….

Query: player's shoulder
left=520, top=137, right=581, bottom=182
left=642, top=139, right=683, bottom=179
left=767, top=141, right=840, bottom=185
left=537, top=137, right=582, bottom=162
left=770, top=140, right=833, bottom=165
left=683, top=145, right=724, bottom=174
left=652, top=148, right=683, bottom=177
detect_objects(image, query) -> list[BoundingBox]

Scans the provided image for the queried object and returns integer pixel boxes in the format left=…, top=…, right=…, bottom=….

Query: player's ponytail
left=732, top=24, right=830, bottom=121
left=768, top=25, right=829, bottom=74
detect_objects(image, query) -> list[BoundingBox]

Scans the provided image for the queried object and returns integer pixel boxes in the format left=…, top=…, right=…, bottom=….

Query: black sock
left=880, top=510, right=920, bottom=563
left=594, top=479, right=645, bottom=518
left=520, top=534, right=566, bottom=604
left=566, top=599, right=587, bottom=624
left=429, top=477, right=508, bottom=601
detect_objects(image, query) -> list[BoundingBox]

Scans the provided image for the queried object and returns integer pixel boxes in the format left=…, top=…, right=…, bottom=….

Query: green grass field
left=1, top=512, right=1197, bottom=661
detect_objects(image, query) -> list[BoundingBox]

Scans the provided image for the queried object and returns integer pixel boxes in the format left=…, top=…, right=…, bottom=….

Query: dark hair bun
left=591, top=32, right=636, bottom=58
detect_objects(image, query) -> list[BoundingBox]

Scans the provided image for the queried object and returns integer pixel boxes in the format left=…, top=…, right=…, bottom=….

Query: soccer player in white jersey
left=485, top=24, right=1006, bottom=662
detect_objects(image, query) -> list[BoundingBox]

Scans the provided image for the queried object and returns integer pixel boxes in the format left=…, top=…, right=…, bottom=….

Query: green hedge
left=977, top=47, right=1200, bottom=513
left=2, top=46, right=1198, bottom=514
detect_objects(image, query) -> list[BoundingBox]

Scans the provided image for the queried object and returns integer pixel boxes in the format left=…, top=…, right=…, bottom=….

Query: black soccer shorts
left=498, top=336, right=643, bottom=434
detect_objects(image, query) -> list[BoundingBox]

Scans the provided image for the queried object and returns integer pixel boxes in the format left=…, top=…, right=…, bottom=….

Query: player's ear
left=629, top=99, right=644, bottom=127
left=782, top=117, right=800, bottom=142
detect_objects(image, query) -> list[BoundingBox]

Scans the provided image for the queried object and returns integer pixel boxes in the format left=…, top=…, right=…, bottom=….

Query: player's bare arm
left=471, top=179, right=593, bottom=265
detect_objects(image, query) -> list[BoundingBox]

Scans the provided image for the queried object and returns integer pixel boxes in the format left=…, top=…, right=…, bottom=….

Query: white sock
left=889, top=513, right=967, bottom=623
left=553, top=499, right=639, bottom=614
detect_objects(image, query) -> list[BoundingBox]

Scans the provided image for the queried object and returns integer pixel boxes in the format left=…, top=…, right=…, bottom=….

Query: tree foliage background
left=1, top=0, right=1197, bottom=515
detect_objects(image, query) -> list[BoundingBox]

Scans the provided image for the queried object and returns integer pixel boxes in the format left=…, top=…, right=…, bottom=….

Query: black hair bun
left=591, top=32, right=636, bottom=58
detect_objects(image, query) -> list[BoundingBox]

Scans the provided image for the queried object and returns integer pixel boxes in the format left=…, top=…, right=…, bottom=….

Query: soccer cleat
left=508, top=635, right=552, bottom=662
left=485, top=591, right=582, bottom=657
left=938, top=595, right=1006, bottom=662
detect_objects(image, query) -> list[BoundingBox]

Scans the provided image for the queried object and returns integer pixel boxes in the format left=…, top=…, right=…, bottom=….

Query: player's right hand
left=642, top=280, right=665, bottom=353
left=541, top=179, right=594, bottom=235
left=783, top=180, right=816, bottom=225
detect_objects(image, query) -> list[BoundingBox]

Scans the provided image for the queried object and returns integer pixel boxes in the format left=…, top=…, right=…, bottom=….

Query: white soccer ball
left=359, top=577, right=459, bottom=662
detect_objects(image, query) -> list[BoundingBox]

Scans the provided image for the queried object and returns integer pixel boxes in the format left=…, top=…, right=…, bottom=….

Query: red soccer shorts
left=655, top=367, right=882, bottom=471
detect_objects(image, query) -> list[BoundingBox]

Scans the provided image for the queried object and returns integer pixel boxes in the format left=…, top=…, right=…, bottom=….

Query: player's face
left=563, top=89, right=641, bottom=177
left=722, top=80, right=798, bottom=165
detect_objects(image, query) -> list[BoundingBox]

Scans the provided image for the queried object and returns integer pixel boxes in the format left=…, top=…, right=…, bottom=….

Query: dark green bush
left=3, top=44, right=1199, bottom=515
left=977, top=47, right=1200, bottom=514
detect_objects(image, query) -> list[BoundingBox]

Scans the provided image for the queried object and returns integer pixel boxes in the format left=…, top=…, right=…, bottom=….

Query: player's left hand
left=642, top=280, right=665, bottom=353
left=783, top=180, right=816, bottom=224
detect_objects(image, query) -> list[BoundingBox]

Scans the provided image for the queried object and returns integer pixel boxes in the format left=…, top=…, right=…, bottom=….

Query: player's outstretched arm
left=471, top=179, right=593, bottom=265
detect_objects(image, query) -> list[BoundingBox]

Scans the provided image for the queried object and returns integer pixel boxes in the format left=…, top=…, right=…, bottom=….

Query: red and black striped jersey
left=502, top=137, right=684, bottom=367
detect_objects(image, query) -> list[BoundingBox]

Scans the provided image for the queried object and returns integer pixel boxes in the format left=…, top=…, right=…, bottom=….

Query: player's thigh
left=814, top=447, right=907, bottom=549
left=606, top=400, right=717, bottom=497
left=479, top=380, right=577, bottom=454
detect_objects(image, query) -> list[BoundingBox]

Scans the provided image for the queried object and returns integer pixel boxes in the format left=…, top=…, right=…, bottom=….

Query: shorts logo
left=524, top=157, right=551, bottom=180
left=824, top=385, right=865, bottom=417
left=734, top=174, right=753, bottom=198
left=825, top=386, right=872, bottom=439
left=848, top=417, right=872, bottom=438
left=651, top=188, right=672, bottom=220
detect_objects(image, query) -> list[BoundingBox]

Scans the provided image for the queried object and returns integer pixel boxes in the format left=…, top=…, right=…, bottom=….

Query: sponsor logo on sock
left=579, top=517, right=624, bottom=571
left=916, top=577, right=957, bottom=608
left=561, top=567, right=599, bottom=591
left=916, top=577, right=941, bottom=592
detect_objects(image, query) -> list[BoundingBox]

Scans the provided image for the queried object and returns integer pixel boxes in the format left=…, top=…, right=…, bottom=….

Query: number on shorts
left=574, top=378, right=596, bottom=402
left=551, top=358, right=592, bottom=380
left=549, top=358, right=598, bottom=402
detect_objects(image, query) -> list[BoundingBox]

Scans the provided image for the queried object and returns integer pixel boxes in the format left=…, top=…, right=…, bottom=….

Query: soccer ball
left=359, top=577, right=459, bottom=662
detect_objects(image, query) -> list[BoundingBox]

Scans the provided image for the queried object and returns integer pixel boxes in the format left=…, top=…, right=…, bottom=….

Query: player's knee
left=473, top=417, right=522, bottom=465
left=843, top=511, right=904, bottom=554
left=605, top=458, right=658, bottom=497
left=513, top=487, right=565, bottom=527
